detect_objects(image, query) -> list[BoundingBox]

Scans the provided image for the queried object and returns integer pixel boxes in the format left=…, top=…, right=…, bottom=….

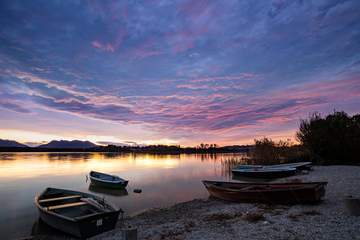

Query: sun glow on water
left=0, top=153, right=183, bottom=179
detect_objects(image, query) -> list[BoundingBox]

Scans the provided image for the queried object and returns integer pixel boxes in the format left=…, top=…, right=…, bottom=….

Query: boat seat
left=39, top=195, right=81, bottom=203
left=47, top=201, right=88, bottom=211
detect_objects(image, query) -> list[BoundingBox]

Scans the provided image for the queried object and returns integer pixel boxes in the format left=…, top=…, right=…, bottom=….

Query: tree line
left=251, top=111, right=360, bottom=165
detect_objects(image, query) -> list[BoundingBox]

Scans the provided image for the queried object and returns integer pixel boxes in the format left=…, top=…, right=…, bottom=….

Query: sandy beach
left=92, top=166, right=360, bottom=240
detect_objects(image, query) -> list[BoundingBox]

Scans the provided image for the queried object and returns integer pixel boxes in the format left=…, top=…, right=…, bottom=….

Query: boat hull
left=90, top=177, right=129, bottom=189
left=203, top=181, right=327, bottom=204
left=35, top=188, right=121, bottom=238
left=232, top=168, right=296, bottom=179
left=89, top=171, right=129, bottom=189
left=37, top=207, right=120, bottom=238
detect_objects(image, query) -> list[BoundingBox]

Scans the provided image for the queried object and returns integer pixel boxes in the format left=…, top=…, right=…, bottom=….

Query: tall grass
left=249, top=138, right=309, bottom=164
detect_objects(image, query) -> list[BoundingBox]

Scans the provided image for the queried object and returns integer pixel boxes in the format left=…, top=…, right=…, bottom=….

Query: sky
left=0, top=0, right=359, bottom=147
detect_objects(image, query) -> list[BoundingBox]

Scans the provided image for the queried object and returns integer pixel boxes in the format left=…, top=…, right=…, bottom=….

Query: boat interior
left=91, top=171, right=120, bottom=181
left=38, top=190, right=107, bottom=219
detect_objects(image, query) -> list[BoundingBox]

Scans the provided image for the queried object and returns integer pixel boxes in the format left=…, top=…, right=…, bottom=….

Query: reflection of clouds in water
left=0, top=152, right=248, bottom=179
left=133, top=158, right=179, bottom=169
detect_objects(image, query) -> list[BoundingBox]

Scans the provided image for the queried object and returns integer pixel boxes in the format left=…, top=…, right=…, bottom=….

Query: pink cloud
left=9, top=68, right=359, bottom=145
left=132, top=75, right=360, bottom=136
left=91, top=41, right=115, bottom=52
left=91, top=28, right=127, bottom=53
left=128, top=38, right=163, bottom=59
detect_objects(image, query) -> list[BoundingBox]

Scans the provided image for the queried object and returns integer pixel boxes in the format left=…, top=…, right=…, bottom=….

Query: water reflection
left=0, top=152, right=247, bottom=239
left=88, top=184, right=129, bottom=197
left=0, top=153, right=248, bottom=180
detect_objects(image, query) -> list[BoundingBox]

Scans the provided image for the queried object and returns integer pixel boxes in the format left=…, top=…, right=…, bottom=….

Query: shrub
left=296, top=111, right=360, bottom=164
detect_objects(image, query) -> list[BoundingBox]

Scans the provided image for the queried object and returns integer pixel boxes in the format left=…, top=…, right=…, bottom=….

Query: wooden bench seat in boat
left=39, top=195, right=81, bottom=203
left=47, top=201, right=88, bottom=211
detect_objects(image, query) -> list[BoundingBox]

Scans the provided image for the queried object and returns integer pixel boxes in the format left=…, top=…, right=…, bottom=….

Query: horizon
left=0, top=137, right=254, bottom=148
left=1, top=1, right=360, bottom=146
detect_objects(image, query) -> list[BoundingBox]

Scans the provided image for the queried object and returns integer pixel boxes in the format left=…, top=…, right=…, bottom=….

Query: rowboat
left=231, top=167, right=296, bottom=179
left=35, top=188, right=122, bottom=238
left=202, top=180, right=327, bottom=204
left=89, top=171, right=129, bottom=189
left=233, top=162, right=312, bottom=171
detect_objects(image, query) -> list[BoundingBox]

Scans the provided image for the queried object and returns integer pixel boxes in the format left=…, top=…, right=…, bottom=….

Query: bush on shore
left=250, top=111, right=359, bottom=165
left=296, top=111, right=360, bottom=165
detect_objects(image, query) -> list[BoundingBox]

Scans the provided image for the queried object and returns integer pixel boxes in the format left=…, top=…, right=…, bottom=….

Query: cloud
left=96, top=140, right=143, bottom=146
left=7, top=69, right=351, bottom=136
left=91, top=41, right=115, bottom=52
left=32, top=95, right=136, bottom=122
left=176, top=73, right=259, bottom=91
left=24, top=141, right=45, bottom=147
left=132, top=75, right=360, bottom=133
left=1, top=0, right=360, bottom=145
left=0, top=100, right=31, bottom=113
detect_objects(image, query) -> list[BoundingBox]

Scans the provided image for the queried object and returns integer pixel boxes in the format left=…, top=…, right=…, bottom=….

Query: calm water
left=0, top=152, right=247, bottom=239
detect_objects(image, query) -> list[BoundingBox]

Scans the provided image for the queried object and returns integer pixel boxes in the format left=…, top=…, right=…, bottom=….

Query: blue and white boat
left=231, top=167, right=296, bottom=179
left=89, top=171, right=129, bottom=189
left=233, top=162, right=312, bottom=171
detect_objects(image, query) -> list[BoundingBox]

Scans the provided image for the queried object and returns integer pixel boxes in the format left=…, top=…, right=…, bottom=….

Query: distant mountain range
left=0, top=139, right=251, bottom=153
left=0, top=139, right=29, bottom=148
left=0, top=139, right=97, bottom=149
left=37, top=140, right=98, bottom=149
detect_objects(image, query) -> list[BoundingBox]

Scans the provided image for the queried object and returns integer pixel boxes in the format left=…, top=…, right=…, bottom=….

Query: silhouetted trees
left=197, top=143, right=218, bottom=150
left=297, top=111, right=360, bottom=164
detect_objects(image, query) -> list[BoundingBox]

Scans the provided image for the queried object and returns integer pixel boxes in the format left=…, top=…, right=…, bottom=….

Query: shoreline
left=95, top=166, right=360, bottom=240
left=33, top=166, right=360, bottom=240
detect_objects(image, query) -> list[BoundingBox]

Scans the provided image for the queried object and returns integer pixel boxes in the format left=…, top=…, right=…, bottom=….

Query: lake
left=0, top=152, right=247, bottom=239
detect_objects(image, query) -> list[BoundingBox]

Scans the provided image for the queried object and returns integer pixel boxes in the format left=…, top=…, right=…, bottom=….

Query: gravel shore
left=93, top=166, right=360, bottom=240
